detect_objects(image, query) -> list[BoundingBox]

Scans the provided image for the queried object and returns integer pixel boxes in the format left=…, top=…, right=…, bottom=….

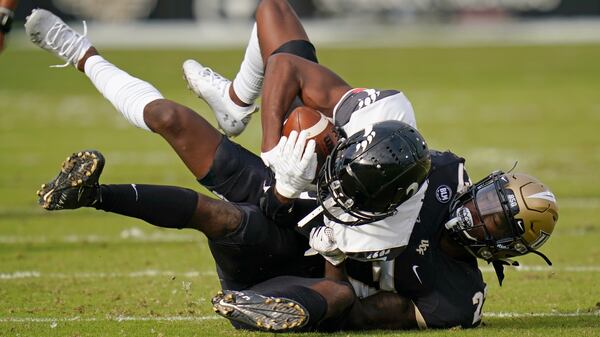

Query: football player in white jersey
left=183, top=0, right=430, bottom=265
left=24, top=2, right=427, bottom=267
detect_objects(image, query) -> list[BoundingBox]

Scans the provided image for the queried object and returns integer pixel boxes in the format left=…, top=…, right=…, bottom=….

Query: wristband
left=0, top=7, right=14, bottom=33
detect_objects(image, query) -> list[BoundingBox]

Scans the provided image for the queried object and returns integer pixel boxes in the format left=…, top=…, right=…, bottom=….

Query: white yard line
left=0, top=234, right=200, bottom=245
left=1, top=265, right=599, bottom=281
left=485, top=312, right=600, bottom=318
left=1, top=312, right=598, bottom=324
left=0, top=270, right=216, bottom=280
left=479, top=265, right=600, bottom=273
left=0, top=315, right=220, bottom=323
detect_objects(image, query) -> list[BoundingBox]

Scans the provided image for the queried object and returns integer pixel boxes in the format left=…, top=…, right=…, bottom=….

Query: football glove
left=264, top=130, right=317, bottom=199
left=306, top=226, right=347, bottom=266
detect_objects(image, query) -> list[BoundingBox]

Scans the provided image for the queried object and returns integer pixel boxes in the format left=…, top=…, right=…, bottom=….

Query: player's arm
left=321, top=262, right=420, bottom=330
left=260, top=53, right=351, bottom=152
left=0, top=0, right=19, bottom=53
left=343, top=291, right=420, bottom=330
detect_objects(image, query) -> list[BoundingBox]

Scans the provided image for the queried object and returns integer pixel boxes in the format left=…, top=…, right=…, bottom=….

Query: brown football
left=282, top=106, right=339, bottom=171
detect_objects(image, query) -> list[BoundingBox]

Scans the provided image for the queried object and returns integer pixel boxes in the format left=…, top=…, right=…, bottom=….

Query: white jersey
left=328, top=88, right=423, bottom=260
left=333, top=88, right=417, bottom=137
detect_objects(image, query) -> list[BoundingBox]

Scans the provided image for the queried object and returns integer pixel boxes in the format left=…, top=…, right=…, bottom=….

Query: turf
left=1, top=43, right=599, bottom=336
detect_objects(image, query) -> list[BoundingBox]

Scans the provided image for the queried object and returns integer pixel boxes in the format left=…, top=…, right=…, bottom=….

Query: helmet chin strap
left=528, top=248, right=553, bottom=266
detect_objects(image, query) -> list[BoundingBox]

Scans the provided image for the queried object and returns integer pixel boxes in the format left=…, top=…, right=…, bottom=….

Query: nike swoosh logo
left=412, top=265, right=423, bottom=285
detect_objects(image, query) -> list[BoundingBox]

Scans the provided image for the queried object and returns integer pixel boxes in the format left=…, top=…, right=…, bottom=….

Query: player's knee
left=256, top=0, right=287, bottom=20
left=265, top=53, right=294, bottom=74
left=144, top=99, right=190, bottom=136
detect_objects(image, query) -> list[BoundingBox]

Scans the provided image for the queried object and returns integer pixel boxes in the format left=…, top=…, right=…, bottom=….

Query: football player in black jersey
left=211, top=151, right=558, bottom=331
left=37, top=147, right=558, bottom=331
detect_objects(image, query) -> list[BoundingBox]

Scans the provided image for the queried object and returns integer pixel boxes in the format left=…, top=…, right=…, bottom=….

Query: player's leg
left=183, top=0, right=315, bottom=136
left=36, top=150, right=241, bottom=239
left=25, top=9, right=222, bottom=180
left=211, top=276, right=356, bottom=332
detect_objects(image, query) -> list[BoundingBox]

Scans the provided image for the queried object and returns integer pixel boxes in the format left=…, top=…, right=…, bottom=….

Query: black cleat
left=211, top=290, right=308, bottom=332
left=37, top=150, right=104, bottom=210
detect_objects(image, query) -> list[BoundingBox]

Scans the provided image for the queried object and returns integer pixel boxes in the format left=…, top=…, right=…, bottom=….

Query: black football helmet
left=316, top=121, right=431, bottom=226
left=444, top=171, right=558, bottom=283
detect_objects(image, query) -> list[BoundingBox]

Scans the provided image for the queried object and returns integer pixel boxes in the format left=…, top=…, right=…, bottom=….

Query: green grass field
left=1, top=43, right=600, bottom=336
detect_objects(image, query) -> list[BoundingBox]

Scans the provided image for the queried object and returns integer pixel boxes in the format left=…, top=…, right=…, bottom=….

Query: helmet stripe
left=526, top=191, right=557, bottom=203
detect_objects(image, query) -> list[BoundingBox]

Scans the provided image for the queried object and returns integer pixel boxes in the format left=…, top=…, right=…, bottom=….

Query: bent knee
left=264, top=53, right=298, bottom=76
left=256, top=0, right=289, bottom=19
left=144, top=99, right=193, bottom=135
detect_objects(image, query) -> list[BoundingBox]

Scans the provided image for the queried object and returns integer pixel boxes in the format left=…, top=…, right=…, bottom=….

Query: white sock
left=84, top=55, right=164, bottom=131
left=232, top=23, right=263, bottom=105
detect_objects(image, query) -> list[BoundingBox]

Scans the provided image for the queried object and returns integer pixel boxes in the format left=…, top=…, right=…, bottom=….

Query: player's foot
left=211, top=290, right=308, bottom=331
left=24, top=8, right=92, bottom=68
left=183, top=59, right=258, bottom=137
left=37, top=151, right=104, bottom=210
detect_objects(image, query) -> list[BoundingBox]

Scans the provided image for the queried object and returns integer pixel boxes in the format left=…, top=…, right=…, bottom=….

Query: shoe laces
left=200, top=67, right=230, bottom=95
left=45, top=20, right=88, bottom=68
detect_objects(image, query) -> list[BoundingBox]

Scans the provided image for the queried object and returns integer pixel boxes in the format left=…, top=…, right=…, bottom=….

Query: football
left=282, top=106, right=339, bottom=171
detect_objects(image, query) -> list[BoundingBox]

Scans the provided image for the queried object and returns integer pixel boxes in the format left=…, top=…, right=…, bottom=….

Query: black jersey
left=346, top=151, right=487, bottom=329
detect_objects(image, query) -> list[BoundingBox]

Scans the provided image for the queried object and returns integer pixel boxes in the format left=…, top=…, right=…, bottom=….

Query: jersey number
left=471, top=286, right=488, bottom=325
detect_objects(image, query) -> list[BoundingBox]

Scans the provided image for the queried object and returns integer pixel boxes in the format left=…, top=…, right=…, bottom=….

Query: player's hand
left=307, top=226, right=347, bottom=266
left=268, top=130, right=318, bottom=199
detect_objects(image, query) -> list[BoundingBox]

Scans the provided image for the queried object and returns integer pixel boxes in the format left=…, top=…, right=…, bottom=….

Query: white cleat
left=24, top=8, right=92, bottom=68
left=183, top=59, right=258, bottom=137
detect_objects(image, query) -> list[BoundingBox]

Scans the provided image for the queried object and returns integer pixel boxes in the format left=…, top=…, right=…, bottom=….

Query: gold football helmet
left=445, top=171, right=558, bottom=264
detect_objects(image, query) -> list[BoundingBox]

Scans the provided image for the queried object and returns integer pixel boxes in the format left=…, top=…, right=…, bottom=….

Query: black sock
left=96, top=184, right=198, bottom=229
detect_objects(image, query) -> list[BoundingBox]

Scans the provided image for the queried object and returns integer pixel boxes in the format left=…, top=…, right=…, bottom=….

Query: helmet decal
left=355, top=126, right=375, bottom=152
left=507, top=192, right=519, bottom=209
left=526, top=190, right=557, bottom=203
left=435, top=185, right=453, bottom=203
